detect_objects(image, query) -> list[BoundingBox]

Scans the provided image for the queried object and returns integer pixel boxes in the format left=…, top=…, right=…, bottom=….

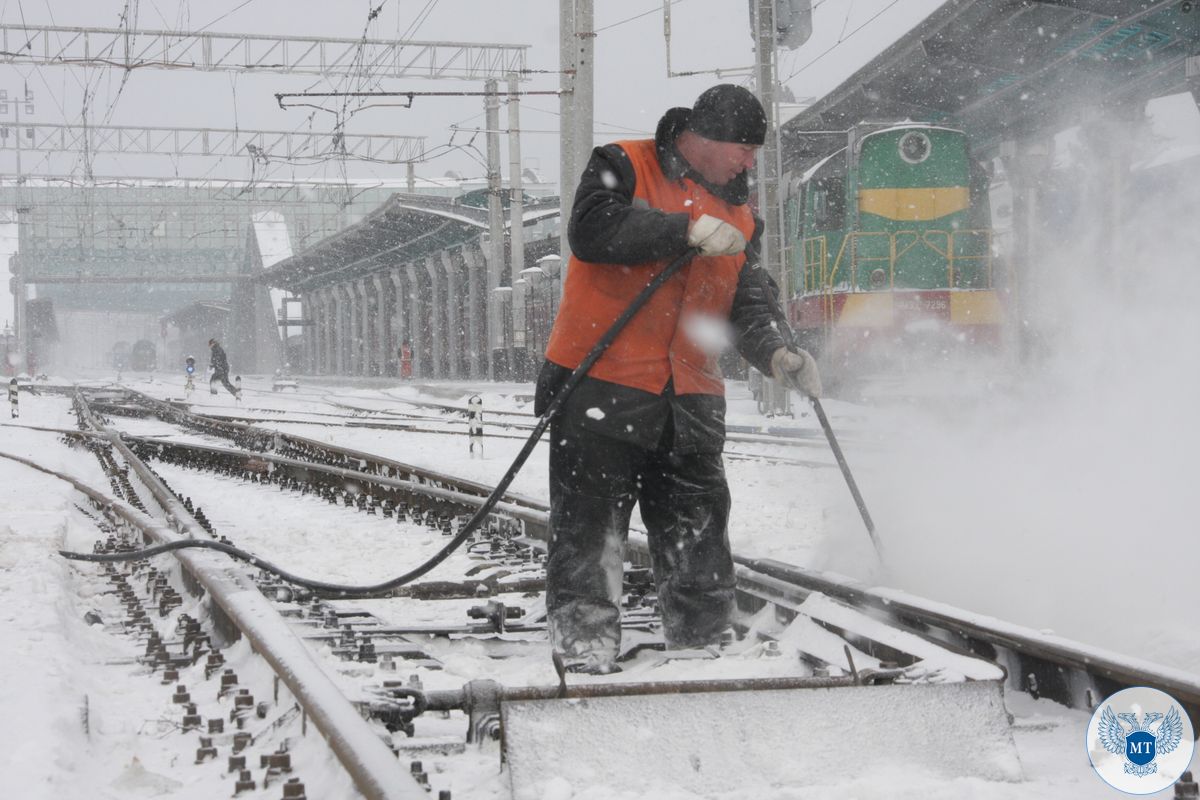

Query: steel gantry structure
left=2, top=122, right=426, bottom=163
left=0, top=25, right=528, bottom=79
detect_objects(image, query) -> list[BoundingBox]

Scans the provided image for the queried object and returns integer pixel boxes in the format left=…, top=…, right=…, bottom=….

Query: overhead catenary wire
left=276, top=89, right=564, bottom=105
left=595, top=0, right=684, bottom=33
left=782, top=0, right=903, bottom=82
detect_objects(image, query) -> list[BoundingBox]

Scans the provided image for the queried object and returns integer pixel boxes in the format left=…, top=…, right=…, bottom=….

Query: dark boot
left=546, top=485, right=632, bottom=673
left=640, top=452, right=735, bottom=648
left=545, top=416, right=642, bottom=673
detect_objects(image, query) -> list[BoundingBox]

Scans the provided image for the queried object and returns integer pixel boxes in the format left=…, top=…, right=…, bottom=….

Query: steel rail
left=121, top=433, right=549, bottom=531
left=736, top=557, right=1200, bottom=724
left=119, top=388, right=549, bottom=511
left=69, top=394, right=429, bottom=800
left=157, top=408, right=834, bottom=469
left=321, top=393, right=843, bottom=447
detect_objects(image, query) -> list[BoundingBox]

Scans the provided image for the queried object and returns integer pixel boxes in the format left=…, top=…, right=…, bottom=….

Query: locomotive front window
left=813, top=177, right=845, bottom=229
left=898, top=131, right=932, bottom=164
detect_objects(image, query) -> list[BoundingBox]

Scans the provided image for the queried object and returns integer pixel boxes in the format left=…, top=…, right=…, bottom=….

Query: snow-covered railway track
left=320, top=392, right=851, bottom=451
left=47, top=388, right=1008, bottom=796
left=0, top=385, right=1181, bottom=796
left=175, top=409, right=834, bottom=469
left=0, top=439, right=424, bottom=797
left=56, top=388, right=1038, bottom=794
left=73, top=386, right=1200, bottom=733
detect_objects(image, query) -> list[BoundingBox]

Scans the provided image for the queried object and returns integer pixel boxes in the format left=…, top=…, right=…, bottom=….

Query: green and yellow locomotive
left=784, top=123, right=1003, bottom=381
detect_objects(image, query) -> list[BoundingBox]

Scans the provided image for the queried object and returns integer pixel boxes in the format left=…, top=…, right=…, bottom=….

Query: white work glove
left=770, top=347, right=822, bottom=399
left=687, top=214, right=746, bottom=257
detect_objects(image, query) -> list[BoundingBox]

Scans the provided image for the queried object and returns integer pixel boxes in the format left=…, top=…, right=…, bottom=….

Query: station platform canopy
left=782, top=0, right=1200, bottom=173
left=260, top=191, right=560, bottom=294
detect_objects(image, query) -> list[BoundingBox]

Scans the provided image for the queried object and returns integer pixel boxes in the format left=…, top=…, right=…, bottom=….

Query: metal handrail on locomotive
left=784, top=123, right=1003, bottom=379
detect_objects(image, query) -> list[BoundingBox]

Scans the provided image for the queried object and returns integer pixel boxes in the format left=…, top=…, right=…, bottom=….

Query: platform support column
left=441, top=250, right=463, bottom=379
left=423, top=256, right=446, bottom=379
left=352, top=280, right=367, bottom=376
left=462, top=245, right=485, bottom=380
left=406, top=263, right=425, bottom=379
left=389, top=267, right=407, bottom=378
left=371, top=274, right=390, bottom=378
left=320, top=288, right=335, bottom=375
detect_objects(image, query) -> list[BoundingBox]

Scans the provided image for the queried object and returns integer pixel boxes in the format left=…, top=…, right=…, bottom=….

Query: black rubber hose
left=60, top=248, right=700, bottom=597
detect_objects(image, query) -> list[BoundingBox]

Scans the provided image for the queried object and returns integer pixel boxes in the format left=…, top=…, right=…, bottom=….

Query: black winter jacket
left=210, top=343, right=229, bottom=374
left=534, top=108, right=786, bottom=454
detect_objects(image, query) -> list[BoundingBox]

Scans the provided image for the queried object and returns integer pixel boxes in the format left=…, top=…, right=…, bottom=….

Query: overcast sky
left=0, top=0, right=948, bottom=185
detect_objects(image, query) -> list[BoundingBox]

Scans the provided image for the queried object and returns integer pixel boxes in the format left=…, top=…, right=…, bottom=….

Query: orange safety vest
left=545, top=139, right=755, bottom=396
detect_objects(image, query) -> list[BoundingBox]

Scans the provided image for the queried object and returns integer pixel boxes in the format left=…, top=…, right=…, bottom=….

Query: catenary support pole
left=508, top=72, right=527, bottom=375
left=485, top=78, right=507, bottom=379
left=558, top=0, right=577, bottom=298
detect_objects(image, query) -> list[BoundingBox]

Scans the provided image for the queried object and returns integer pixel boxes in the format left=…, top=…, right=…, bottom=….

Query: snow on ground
left=1, top=395, right=361, bottom=800
left=6, top=376, right=1196, bottom=798
left=123, top=371, right=1199, bottom=672
left=149, top=460, right=468, bottom=585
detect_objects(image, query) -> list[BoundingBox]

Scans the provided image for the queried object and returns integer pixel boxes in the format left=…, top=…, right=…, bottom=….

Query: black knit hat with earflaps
left=684, top=84, right=767, bottom=146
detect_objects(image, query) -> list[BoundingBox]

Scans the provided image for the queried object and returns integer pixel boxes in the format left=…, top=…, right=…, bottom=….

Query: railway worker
left=536, top=84, right=822, bottom=674
left=207, top=338, right=241, bottom=399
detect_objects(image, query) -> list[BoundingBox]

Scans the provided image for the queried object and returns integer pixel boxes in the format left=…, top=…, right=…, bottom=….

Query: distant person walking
left=208, top=338, right=241, bottom=398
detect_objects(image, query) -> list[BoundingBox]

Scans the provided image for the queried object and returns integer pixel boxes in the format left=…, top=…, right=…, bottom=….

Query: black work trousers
left=210, top=370, right=238, bottom=397
left=546, top=410, right=735, bottom=669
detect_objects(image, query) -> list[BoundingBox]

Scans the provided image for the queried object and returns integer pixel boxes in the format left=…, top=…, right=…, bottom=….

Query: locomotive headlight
left=870, top=268, right=887, bottom=288
left=898, top=131, right=932, bottom=164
